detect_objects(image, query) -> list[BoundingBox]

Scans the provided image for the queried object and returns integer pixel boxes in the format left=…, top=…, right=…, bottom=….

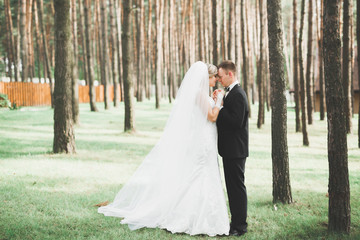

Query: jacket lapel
left=224, top=84, right=239, bottom=104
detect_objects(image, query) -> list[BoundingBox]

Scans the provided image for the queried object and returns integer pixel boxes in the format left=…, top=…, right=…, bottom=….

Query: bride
left=98, top=61, right=229, bottom=236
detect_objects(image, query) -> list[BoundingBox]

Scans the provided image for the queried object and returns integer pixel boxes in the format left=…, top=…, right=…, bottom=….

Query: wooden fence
left=0, top=82, right=121, bottom=107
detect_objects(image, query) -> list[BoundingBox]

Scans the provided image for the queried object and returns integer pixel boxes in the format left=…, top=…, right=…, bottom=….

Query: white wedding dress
left=98, top=62, right=230, bottom=236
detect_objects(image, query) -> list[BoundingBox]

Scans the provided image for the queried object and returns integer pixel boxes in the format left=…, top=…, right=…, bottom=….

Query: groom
left=216, top=60, right=249, bottom=236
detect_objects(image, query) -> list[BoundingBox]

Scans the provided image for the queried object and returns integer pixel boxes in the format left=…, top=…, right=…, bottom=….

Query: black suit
left=216, top=84, right=249, bottom=232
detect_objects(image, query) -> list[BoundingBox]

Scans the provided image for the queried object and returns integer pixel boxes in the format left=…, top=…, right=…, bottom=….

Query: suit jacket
left=216, top=84, right=249, bottom=159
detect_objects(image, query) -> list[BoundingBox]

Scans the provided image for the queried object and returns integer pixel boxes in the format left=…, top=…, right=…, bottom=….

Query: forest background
left=0, top=0, right=359, bottom=238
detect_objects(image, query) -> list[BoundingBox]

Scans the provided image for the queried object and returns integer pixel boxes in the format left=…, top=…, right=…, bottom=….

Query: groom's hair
left=218, top=60, right=236, bottom=75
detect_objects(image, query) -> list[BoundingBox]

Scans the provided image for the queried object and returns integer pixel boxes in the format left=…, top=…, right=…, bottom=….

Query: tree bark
left=212, top=0, right=218, bottom=65
left=293, top=0, right=301, bottom=131
left=84, top=0, right=98, bottom=112
left=246, top=1, right=254, bottom=110
left=122, top=0, right=135, bottom=132
left=169, top=0, right=177, bottom=100
left=114, top=0, right=124, bottom=101
left=228, top=0, right=235, bottom=61
left=155, top=0, right=164, bottom=109
left=146, top=0, right=152, bottom=99
left=136, top=0, right=146, bottom=102
left=37, top=0, right=54, bottom=106
left=70, top=0, right=79, bottom=124
left=109, top=0, right=119, bottom=106
left=319, top=0, right=326, bottom=121
left=357, top=0, right=360, bottom=148
left=299, top=0, right=309, bottom=146
left=324, top=0, right=351, bottom=233
left=267, top=0, right=292, bottom=204
left=4, top=0, right=19, bottom=82
left=257, top=0, right=264, bottom=129
left=240, top=0, right=250, bottom=118
left=343, top=0, right=352, bottom=133
left=78, top=0, right=88, bottom=84
left=20, top=0, right=28, bottom=82
left=235, top=0, right=241, bottom=83
left=26, top=0, right=34, bottom=81
left=53, top=0, right=76, bottom=154
left=163, top=0, right=171, bottom=102
left=33, top=0, right=42, bottom=82
left=100, top=0, right=110, bottom=109
left=306, top=0, right=313, bottom=125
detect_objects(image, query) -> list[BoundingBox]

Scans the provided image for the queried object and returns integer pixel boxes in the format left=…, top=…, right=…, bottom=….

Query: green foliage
left=0, top=93, right=11, bottom=108
left=9, top=102, right=21, bottom=110
left=0, top=102, right=359, bottom=239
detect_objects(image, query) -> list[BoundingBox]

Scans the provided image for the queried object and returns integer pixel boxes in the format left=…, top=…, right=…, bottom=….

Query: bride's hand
left=215, top=92, right=224, bottom=108
left=212, top=89, right=224, bottom=99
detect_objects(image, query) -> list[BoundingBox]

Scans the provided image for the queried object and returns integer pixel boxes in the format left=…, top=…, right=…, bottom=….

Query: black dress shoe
left=229, top=228, right=247, bottom=236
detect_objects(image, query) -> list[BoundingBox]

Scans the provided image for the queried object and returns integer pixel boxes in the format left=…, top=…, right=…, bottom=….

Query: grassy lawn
left=0, top=100, right=359, bottom=240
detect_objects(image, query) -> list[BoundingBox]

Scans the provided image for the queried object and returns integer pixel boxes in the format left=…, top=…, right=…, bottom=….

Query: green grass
left=0, top=100, right=359, bottom=240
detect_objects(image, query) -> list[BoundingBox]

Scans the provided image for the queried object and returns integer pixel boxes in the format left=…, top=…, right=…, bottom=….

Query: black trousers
left=222, top=157, right=247, bottom=231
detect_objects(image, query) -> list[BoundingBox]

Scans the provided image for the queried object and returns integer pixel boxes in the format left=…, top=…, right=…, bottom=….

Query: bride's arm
left=207, top=106, right=220, bottom=122
left=207, top=92, right=223, bottom=122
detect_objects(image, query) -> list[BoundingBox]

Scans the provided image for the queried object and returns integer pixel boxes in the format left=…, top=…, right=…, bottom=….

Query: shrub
left=0, top=93, right=11, bottom=108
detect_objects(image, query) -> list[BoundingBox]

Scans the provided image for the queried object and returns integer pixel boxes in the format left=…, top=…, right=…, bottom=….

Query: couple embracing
left=98, top=60, right=249, bottom=237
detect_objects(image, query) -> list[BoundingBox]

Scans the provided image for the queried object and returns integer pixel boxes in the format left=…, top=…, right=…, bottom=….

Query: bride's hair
left=206, top=63, right=218, bottom=77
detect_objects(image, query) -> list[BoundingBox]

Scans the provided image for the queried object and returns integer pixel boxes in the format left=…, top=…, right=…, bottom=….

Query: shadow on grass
left=0, top=138, right=52, bottom=158
left=1, top=174, right=359, bottom=240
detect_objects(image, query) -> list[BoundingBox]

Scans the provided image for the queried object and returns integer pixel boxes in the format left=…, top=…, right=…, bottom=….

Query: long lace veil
left=98, top=61, right=211, bottom=228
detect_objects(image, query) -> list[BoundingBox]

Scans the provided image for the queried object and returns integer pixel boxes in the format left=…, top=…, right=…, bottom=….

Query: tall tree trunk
left=53, top=0, right=76, bottom=154
left=212, top=0, right=218, bottom=65
left=70, top=0, right=79, bottom=124
left=319, top=0, right=326, bottom=121
left=299, top=0, right=309, bottom=146
left=146, top=0, right=152, bottom=100
left=20, top=0, right=28, bottom=82
left=78, top=0, right=88, bottom=84
left=84, top=0, right=98, bottom=112
left=37, top=0, right=54, bottom=106
left=26, top=0, right=34, bottom=82
left=4, top=0, right=19, bottom=82
left=241, top=0, right=250, bottom=118
left=357, top=0, right=360, bottom=148
left=235, top=0, right=241, bottom=83
left=228, top=0, right=235, bottom=61
left=100, top=0, right=110, bottom=109
left=164, top=0, right=172, bottom=102
left=109, top=0, right=119, bottom=106
left=114, top=0, right=124, bottom=101
left=257, top=0, right=264, bottom=129
left=267, top=0, right=292, bottom=204
left=16, top=0, right=21, bottom=82
left=122, top=0, right=135, bottom=132
left=206, top=1, right=213, bottom=63
left=324, top=0, right=351, bottom=233
left=4, top=1, right=12, bottom=81
left=198, top=0, right=205, bottom=61
left=343, top=0, right=352, bottom=133
left=95, top=0, right=101, bottom=83
left=169, top=0, right=177, bottom=100
left=349, top=1, right=354, bottom=118
left=33, top=0, right=42, bottom=82
left=136, top=0, right=145, bottom=102
left=246, top=1, right=254, bottom=111
left=155, top=0, right=164, bottom=109
left=306, top=0, right=313, bottom=125
left=293, top=0, right=301, bottom=131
